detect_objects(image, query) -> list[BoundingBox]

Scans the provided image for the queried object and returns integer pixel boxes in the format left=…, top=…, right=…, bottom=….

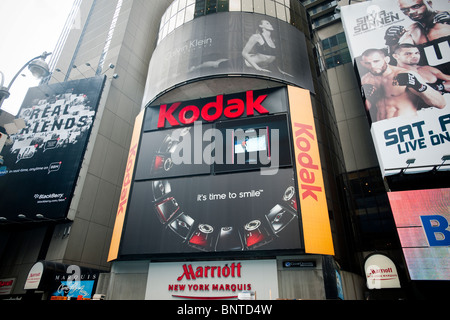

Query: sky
left=0, top=0, right=75, bottom=115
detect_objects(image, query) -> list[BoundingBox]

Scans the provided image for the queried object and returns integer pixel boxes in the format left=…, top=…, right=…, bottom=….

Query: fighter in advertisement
left=384, top=0, right=450, bottom=55
left=341, top=0, right=450, bottom=175
left=392, top=43, right=450, bottom=93
left=360, top=47, right=445, bottom=122
left=355, top=0, right=450, bottom=123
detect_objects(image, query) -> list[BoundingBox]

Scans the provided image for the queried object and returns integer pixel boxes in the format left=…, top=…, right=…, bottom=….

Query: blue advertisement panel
left=0, top=76, right=105, bottom=221
left=388, top=188, right=450, bottom=280
left=51, top=280, right=96, bottom=299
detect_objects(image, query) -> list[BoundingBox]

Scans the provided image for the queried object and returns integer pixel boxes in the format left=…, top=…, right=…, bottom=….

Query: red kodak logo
left=293, top=123, right=322, bottom=201
left=157, top=90, right=269, bottom=128
left=117, top=144, right=138, bottom=216
left=288, top=86, right=334, bottom=256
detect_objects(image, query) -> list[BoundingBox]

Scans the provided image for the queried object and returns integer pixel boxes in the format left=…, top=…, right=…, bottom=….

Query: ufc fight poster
left=341, top=0, right=450, bottom=176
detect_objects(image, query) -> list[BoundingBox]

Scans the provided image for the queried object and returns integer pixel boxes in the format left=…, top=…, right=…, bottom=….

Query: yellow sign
left=288, top=86, right=334, bottom=255
left=108, top=110, right=144, bottom=261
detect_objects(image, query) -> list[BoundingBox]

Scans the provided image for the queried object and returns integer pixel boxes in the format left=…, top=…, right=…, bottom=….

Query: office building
left=0, top=0, right=448, bottom=300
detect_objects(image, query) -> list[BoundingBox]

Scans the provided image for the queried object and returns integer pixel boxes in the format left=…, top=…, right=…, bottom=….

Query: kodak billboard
left=108, top=110, right=144, bottom=262
left=288, top=86, right=334, bottom=256
left=108, top=86, right=334, bottom=261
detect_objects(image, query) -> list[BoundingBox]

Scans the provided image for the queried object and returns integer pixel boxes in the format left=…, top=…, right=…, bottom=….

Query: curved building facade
left=3, top=0, right=446, bottom=302
left=106, top=0, right=363, bottom=300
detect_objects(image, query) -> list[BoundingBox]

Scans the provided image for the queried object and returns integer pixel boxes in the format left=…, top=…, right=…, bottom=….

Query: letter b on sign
left=420, top=215, right=450, bottom=247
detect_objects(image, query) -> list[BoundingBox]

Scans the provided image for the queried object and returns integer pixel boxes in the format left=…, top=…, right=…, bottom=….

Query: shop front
left=145, top=259, right=277, bottom=300
left=23, top=261, right=103, bottom=300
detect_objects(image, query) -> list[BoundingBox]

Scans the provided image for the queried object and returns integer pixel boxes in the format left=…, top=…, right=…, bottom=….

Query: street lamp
left=35, top=214, right=54, bottom=221
left=0, top=51, right=52, bottom=109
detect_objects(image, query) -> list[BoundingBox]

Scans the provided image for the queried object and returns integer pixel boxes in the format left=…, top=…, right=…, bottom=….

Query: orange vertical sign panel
left=108, top=110, right=144, bottom=262
left=288, top=86, right=334, bottom=255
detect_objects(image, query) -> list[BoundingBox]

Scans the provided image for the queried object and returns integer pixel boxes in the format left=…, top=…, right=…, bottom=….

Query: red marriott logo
left=157, top=90, right=269, bottom=128
left=177, top=263, right=242, bottom=281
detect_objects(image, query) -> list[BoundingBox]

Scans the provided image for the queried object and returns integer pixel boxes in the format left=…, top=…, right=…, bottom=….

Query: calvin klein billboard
left=142, top=12, right=314, bottom=105
left=0, top=76, right=105, bottom=221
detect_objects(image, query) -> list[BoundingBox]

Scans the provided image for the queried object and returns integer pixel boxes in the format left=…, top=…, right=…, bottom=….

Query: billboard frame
left=109, top=86, right=335, bottom=261
left=0, top=76, right=106, bottom=222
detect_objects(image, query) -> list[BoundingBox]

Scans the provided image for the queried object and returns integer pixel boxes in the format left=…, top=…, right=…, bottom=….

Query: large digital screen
left=134, top=124, right=213, bottom=180
left=109, top=86, right=335, bottom=261
left=119, top=168, right=302, bottom=257
left=142, top=12, right=314, bottom=105
left=341, top=0, right=450, bottom=176
left=119, top=113, right=297, bottom=258
left=233, top=127, right=269, bottom=156
left=388, top=188, right=450, bottom=280
left=214, top=114, right=292, bottom=174
left=109, top=87, right=301, bottom=260
left=0, top=76, right=105, bottom=221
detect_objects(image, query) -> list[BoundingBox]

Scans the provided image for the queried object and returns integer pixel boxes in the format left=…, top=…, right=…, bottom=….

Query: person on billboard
left=242, top=20, right=293, bottom=77
left=392, top=43, right=450, bottom=93
left=384, top=0, right=450, bottom=49
left=189, top=59, right=229, bottom=72
left=360, top=48, right=446, bottom=121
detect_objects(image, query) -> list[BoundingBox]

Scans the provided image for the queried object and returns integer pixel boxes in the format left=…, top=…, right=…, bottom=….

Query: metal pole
left=0, top=52, right=51, bottom=109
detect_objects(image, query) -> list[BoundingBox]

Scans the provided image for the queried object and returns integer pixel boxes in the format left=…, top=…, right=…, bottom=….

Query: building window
left=195, top=0, right=206, bottom=17
left=230, top=0, right=241, bottom=11
left=242, top=0, right=253, bottom=12
left=347, top=168, right=399, bottom=251
left=321, top=32, right=351, bottom=69
left=218, top=0, right=229, bottom=11
left=158, top=0, right=310, bottom=43
left=206, top=0, right=218, bottom=14
left=254, top=0, right=264, bottom=14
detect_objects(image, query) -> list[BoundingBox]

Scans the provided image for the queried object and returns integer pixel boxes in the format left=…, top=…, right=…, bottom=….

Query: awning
left=24, top=261, right=102, bottom=291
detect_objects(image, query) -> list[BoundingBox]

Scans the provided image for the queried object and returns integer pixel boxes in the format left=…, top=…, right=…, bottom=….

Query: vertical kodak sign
left=108, top=110, right=144, bottom=261
left=288, top=86, right=334, bottom=255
